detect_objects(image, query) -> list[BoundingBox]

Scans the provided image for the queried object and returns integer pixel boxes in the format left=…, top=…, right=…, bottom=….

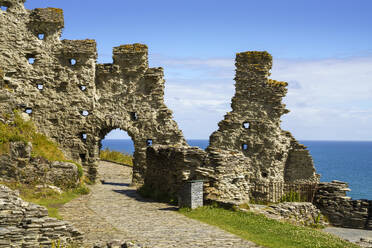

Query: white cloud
left=151, top=54, right=372, bottom=140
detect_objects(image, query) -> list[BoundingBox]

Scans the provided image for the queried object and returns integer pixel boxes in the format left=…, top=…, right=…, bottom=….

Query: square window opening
left=69, top=59, right=77, bottom=66
left=130, top=112, right=138, bottom=121
left=27, top=56, right=36, bottom=65
left=81, top=110, right=89, bottom=116
left=37, top=33, right=45, bottom=40
left=79, top=153, right=86, bottom=163
left=146, top=139, right=153, bottom=146
left=37, top=84, right=43, bottom=90
left=0, top=5, right=8, bottom=11
left=242, top=144, right=248, bottom=151
left=80, top=85, right=87, bottom=91
left=25, top=108, right=32, bottom=114
left=243, top=122, right=250, bottom=129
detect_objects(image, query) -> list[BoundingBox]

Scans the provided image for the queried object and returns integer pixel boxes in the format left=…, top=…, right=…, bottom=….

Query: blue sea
left=101, top=139, right=372, bottom=200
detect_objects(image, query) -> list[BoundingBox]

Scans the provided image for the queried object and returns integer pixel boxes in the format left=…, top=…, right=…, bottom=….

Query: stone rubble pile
left=314, top=180, right=372, bottom=229
left=0, top=185, right=83, bottom=247
left=250, top=202, right=328, bottom=227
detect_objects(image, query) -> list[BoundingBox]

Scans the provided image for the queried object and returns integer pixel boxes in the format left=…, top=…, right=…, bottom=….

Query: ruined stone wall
left=0, top=185, right=83, bottom=247
left=314, top=181, right=372, bottom=230
left=144, top=52, right=319, bottom=204
left=0, top=0, right=185, bottom=184
left=0, top=142, right=79, bottom=188
left=0, top=0, right=319, bottom=203
left=207, top=51, right=318, bottom=185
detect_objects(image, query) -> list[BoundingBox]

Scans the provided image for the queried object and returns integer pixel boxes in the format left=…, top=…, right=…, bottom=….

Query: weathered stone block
left=178, top=180, right=203, bottom=209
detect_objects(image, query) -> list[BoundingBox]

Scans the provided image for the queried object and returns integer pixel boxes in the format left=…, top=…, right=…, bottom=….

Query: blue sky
left=25, top=0, right=372, bottom=140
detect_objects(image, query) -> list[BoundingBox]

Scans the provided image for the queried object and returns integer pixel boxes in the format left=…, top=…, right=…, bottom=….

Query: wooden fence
left=249, top=182, right=318, bottom=203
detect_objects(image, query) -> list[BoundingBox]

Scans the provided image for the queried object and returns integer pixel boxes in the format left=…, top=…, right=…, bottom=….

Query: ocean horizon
left=101, top=139, right=372, bottom=200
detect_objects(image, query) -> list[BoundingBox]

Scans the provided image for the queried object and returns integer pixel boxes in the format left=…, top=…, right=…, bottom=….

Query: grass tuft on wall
left=0, top=111, right=65, bottom=161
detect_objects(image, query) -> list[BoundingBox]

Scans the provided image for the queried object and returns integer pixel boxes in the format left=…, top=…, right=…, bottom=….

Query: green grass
left=0, top=111, right=65, bottom=161
left=1, top=181, right=90, bottom=219
left=179, top=206, right=358, bottom=248
left=100, top=148, right=133, bottom=166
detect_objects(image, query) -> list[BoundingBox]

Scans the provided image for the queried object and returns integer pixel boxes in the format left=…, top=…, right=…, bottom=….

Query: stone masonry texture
left=0, top=185, right=83, bottom=247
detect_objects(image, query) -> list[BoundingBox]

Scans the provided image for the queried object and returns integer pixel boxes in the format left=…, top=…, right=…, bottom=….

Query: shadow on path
left=101, top=181, right=130, bottom=187
left=112, top=189, right=152, bottom=203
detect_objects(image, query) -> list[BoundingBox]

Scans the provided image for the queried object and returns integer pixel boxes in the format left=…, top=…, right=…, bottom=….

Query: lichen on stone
left=267, top=79, right=288, bottom=87
left=46, top=7, right=63, bottom=15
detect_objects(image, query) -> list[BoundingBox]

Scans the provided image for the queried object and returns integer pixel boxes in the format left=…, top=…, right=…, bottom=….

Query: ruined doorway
left=99, top=128, right=134, bottom=169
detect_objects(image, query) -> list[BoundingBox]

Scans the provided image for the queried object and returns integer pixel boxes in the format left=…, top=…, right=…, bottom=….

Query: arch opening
left=99, top=128, right=134, bottom=167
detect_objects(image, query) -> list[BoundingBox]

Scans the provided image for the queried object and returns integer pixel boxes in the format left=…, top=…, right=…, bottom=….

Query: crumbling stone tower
left=0, top=0, right=186, bottom=184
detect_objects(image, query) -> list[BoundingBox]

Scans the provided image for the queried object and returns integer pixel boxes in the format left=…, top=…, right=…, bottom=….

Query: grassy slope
left=0, top=112, right=65, bottom=161
left=180, top=206, right=358, bottom=248
left=0, top=112, right=89, bottom=219
left=100, top=148, right=133, bottom=166
left=2, top=182, right=89, bottom=219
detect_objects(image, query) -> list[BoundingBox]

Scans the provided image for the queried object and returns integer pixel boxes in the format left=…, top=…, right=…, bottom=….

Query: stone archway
left=96, top=125, right=143, bottom=185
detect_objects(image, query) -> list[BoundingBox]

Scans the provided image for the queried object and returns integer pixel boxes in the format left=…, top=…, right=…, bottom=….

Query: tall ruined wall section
left=0, top=0, right=186, bottom=184
left=208, top=52, right=318, bottom=182
left=93, top=45, right=186, bottom=183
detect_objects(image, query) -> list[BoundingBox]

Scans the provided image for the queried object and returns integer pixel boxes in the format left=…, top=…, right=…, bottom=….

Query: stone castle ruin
left=0, top=0, right=319, bottom=205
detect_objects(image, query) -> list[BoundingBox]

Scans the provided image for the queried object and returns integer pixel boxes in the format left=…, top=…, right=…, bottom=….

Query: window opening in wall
left=80, top=85, right=87, bottom=91
left=27, top=56, right=35, bottom=65
left=81, top=110, right=89, bottom=116
left=100, top=128, right=134, bottom=167
left=130, top=112, right=138, bottom=121
left=37, top=34, right=45, bottom=40
left=25, top=108, right=32, bottom=114
left=79, top=153, right=86, bottom=163
left=243, top=122, right=250, bottom=129
left=242, top=143, right=248, bottom=151
left=81, top=133, right=87, bottom=141
left=0, top=5, right=8, bottom=11
left=261, top=171, right=268, bottom=178
left=69, top=59, right=77, bottom=66
left=37, top=84, right=43, bottom=90
left=146, top=139, right=153, bottom=146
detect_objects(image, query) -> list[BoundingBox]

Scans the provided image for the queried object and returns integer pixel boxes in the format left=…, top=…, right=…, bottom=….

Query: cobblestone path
left=60, top=161, right=262, bottom=247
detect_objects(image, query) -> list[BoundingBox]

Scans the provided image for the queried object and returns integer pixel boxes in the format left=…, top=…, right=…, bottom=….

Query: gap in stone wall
left=69, top=59, right=77, bottom=66
left=25, top=108, right=32, bottom=114
left=81, top=110, right=89, bottom=116
left=243, top=122, right=250, bottom=129
left=100, top=129, right=135, bottom=167
left=27, top=55, right=35, bottom=65
left=37, top=33, right=45, bottom=40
